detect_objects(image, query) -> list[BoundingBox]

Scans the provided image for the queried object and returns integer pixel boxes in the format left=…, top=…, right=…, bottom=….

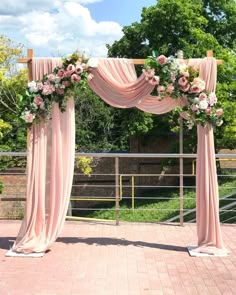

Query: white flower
left=216, top=120, right=223, bottom=126
left=39, top=102, right=45, bottom=110
left=82, top=53, right=88, bottom=60
left=28, top=81, right=38, bottom=93
left=87, top=58, right=98, bottom=68
left=54, top=76, right=61, bottom=84
left=199, top=100, right=208, bottom=110
left=24, top=111, right=35, bottom=123
left=187, top=121, right=194, bottom=129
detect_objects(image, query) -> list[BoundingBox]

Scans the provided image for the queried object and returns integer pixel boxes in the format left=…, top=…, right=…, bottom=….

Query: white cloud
left=0, top=0, right=123, bottom=57
left=0, top=0, right=102, bottom=15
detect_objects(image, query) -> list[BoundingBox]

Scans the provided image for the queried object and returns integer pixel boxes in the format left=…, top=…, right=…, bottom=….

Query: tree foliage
left=107, top=0, right=236, bottom=151
left=0, top=35, right=27, bottom=153
left=74, top=86, right=153, bottom=151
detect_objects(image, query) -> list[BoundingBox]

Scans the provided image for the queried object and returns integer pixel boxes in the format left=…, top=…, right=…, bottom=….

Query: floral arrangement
left=19, top=51, right=88, bottom=126
left=143, top=52, right=224, bottom=129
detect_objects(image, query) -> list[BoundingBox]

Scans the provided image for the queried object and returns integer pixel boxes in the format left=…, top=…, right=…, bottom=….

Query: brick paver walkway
left=0, top=221, right=236, bottom=295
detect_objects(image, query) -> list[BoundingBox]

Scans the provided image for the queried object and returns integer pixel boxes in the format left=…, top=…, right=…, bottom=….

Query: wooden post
left=206, top=50, right=213, bottom=57
left=17, top=49, right=34, bottom=81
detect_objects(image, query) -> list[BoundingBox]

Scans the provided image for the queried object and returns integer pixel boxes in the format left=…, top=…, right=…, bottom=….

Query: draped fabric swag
left=12, top=58, right=75, bottom=252
left=12, top=56, right=227, bottom=255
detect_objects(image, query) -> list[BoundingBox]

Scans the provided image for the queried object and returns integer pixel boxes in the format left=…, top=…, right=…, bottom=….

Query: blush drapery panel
left=194, top=58, right=227, bottom=255
left=12, top=58, right=75, bottom=253
left=88, top=57, right=226, bottom=255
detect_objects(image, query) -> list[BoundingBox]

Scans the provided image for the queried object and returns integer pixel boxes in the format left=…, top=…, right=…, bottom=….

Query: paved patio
left=0, top=221, right=236, bottom=295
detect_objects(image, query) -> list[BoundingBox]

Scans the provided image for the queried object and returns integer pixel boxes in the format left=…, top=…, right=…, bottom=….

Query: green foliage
left=74, top=85, right=153, bottom=151
left=0, top=119, right=11, bottom=139
left=75, top=156, right=93, bottom=176
left=0, top=181, right=3, bottom=194
left=0, top=35, right=23, bottom=79
left=0, top=36, right=27, bottom=168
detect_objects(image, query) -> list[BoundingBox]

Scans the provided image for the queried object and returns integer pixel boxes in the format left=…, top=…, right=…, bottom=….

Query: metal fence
left=0, top=152, right=236, bottom=225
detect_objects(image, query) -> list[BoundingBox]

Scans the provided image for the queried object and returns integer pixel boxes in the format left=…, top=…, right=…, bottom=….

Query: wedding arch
left=8, top=49, right=228, bottom=256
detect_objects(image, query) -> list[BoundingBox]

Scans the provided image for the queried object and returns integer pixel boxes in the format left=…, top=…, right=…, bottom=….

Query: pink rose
left=149, top=75, right=160, bottom=85
left=75, top=65, right=83, bottom=75
left=216, top=108, right=223, bottom=116
left=190, top=85, right=201, bottom=93
left=71, top=74, right=81, bottom=83
left=24, top=111, right=35, bottom=123
left=63, top=71, right=72, bottom=78
left=62, top=81, right=70, bottom=87
left=67, top=64, right=75, bottom=72
left=47, top=74, right=55, bottom=81
left=33, top=96, right=43, bottom=106
left=57, top=69, right=65, bottom=78
left=208, top=92, right=217, bottom=106
left=191, top=104, right=199, bottom=111
left=167, top=84, right=174, bottom=94
left=180, top=84, right=190, bottom=92
left=157, top=55, right=168, bottom=65
left=205, top=107, right=212, bottom=115
left=178, top=76, right=188, bottom=87
left=36, top=82, right=44, bottom=91
left=157, top=85, right=165, bottom=93
left=199, top=92, right=207, bottom=100
left=190, top=77, right=205, bottom=93
left=42, top=84, right=55, bottom=95
left=56, top=88, right=65, bottom=95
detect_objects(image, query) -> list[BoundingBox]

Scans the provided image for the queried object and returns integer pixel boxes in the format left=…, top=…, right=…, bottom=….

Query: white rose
left=199, top=100, right=208, bottom=110
left=28, top=81, right=38, bottom=93
left=87, top=58, right=98, bottom=68
left=216, top=120, right=223, bottom=126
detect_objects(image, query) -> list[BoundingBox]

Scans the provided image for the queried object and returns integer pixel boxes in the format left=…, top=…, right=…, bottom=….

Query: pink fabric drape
left=12, top=58, right=75, bottom=253
left=88, top=58, right=183, bottom=113
left=195, top=58, right=227, bottom=255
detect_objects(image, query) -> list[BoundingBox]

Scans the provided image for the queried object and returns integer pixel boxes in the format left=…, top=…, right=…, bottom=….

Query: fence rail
left=0, top=152, right=236, bottom=224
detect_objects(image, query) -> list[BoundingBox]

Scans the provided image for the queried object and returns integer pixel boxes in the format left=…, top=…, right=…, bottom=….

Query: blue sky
left=0, top=0, right=157, bottom=57
left=87, top=0, right=157, bottom=26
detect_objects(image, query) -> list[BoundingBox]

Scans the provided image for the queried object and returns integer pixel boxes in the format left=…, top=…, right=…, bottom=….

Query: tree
left=107, top=0, right=236, bottom=151
left=0, top=35, right=23, bottom=79
left=0, top=35, right=27, bottom=153
left=74, top=86, right=153, bottom=152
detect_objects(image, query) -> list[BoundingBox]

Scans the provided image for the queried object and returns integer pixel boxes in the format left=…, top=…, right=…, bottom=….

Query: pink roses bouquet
left=20, top=51, right=88, bottom=125
left=143, top=53, right=224, bottom=128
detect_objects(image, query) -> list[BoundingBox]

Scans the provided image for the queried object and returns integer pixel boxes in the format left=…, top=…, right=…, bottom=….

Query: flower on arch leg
left=216, top=108, right=224, bottom=116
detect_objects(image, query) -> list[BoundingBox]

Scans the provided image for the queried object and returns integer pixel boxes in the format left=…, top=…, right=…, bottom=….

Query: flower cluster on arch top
left=19, top=51, right=223, bottom=129
left=143, top=53, right=223, bottom=129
